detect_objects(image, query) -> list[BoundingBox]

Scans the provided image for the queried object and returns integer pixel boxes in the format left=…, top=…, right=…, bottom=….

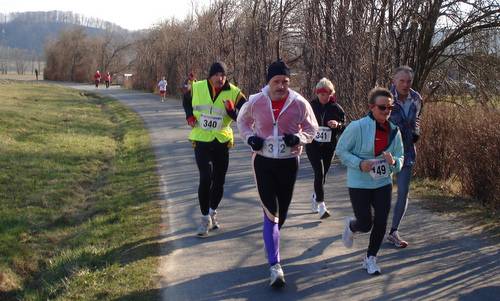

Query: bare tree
left=14, top=48, right=28, bottom=75
left=96, top=30, right=132, bottom=74
left=384, top=0, right=500, bottom=91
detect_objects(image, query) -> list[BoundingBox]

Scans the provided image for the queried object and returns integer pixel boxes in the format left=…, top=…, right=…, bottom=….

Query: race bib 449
left=369, top=159, right=390, bottom=180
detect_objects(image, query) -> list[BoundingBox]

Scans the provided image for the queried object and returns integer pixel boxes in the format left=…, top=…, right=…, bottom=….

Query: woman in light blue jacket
left=336, top=87, right=404, bottom=275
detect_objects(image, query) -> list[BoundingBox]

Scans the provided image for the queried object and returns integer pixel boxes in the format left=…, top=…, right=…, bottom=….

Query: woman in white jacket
left=237, top=60, right=318, bottom=287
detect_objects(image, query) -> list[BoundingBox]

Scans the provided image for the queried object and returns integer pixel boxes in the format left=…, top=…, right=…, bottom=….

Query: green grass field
left=0, top=81, right=161, bottom=300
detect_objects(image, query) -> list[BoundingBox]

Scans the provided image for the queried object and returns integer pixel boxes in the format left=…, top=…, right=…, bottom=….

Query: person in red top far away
left=104, top=72, right=112, bottom=88
left=157, top=76, right=168, bottom=102
left=94, top=70, right=101, bottom=88
left=182, top=72, right=196, bottom=95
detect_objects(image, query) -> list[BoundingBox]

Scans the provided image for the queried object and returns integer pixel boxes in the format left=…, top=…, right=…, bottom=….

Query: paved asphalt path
left=65, top=84, right=499, bottom=301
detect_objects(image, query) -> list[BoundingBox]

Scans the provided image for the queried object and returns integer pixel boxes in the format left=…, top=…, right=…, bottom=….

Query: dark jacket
left=308, top=96, right=346, bottom=145
left=389, top=85, right=423, bottom=167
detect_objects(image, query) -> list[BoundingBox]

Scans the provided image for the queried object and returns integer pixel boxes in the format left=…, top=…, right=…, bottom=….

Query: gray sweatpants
left=391, top=165, right=412, bottom=231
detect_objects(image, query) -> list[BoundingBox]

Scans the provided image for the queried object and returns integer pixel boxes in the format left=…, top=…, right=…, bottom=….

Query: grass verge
left=0, top=81, right=161, bottom=300
left=411, top=177, right=499, bottom=237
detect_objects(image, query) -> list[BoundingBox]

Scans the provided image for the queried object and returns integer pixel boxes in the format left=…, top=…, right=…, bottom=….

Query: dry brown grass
left=0, top=271, right=19, bottom=294
left=415, top=102, right=500, bottom=210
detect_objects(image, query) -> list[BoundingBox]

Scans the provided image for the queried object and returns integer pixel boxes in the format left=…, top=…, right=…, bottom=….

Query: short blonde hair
left=315, top=77, right=335, bottom=94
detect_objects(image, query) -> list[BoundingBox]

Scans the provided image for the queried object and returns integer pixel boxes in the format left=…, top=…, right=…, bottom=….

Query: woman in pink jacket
left=237, top=60, right=318, bottom=287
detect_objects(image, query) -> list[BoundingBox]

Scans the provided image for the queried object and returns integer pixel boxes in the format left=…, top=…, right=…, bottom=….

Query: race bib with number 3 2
left=262, top=136, right=291, bottom=158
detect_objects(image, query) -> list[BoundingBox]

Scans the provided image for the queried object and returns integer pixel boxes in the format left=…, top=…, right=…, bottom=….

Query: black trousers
left=305, top=142, right=335, bottom=203
left=348, top=184, right=392, bottom=257
left=253, top=154, right=298, bottom=229
left=194, top=140, right=229, bottom=215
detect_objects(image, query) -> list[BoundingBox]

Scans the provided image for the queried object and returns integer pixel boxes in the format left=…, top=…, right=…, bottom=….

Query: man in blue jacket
left=387, top=66, right=423, bottom=248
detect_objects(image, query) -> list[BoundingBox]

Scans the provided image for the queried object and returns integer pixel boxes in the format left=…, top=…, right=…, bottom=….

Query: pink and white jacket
left=237, top=85, right=318, bottom=159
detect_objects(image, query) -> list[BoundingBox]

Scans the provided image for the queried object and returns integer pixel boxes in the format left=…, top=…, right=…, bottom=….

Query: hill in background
left=0, top=11, right=130, bottom=54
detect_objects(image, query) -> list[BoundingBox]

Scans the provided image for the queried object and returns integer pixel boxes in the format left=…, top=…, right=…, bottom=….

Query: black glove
left=412, top=132, right=420, bottom=143
left=247, top=136, right=264, bottom=151
left=283, top=133, right=300, bottom=147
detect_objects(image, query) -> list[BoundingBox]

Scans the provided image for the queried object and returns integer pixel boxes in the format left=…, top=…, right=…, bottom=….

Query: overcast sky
left=0, top=0, right=211, bottom=30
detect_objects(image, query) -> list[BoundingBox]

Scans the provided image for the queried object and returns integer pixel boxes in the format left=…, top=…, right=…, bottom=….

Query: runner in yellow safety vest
left=182, top=61, right=247, bottom=237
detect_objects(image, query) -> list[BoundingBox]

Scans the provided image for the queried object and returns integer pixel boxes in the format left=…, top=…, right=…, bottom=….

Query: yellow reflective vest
left=189, top=80, right=241, bottom=144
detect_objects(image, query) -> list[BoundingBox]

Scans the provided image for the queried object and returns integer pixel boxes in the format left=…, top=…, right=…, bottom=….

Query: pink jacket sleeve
left=296, top=98, right=319, bottom=145
left=236, top=98, right=255, bottom=144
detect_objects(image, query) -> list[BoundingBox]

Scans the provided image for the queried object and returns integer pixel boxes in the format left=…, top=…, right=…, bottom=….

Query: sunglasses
left=376, top=104, right=395, bottom=111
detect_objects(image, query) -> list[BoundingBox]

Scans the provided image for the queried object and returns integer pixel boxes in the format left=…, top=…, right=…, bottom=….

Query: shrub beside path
left=67, top=84, right=499, bottom=301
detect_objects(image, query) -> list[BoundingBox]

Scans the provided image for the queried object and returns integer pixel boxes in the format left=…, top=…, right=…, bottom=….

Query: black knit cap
left=266, top=59, right=290, bottom=82
left=208, top=61, right=227, bottom=77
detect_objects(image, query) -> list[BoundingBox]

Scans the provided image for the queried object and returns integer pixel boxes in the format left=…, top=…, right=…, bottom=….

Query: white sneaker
left=363, top=256, right=381, bottom=275
left=269, top=263, right=285, bottom=287
left=311, top=193, right=319, bottom=213
left=318, top=202, right=330, bottom=219
left=197, top=215, right=212, bottom=237
left=209, top=210, right=220, bottom=230
left=342, top=217, right=354, bottom=248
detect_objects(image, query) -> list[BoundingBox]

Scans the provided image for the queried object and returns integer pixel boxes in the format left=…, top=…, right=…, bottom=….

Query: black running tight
left=348, top=184, right=392, bottom=257
left=194, top=140, right=229, bottom=215
left=253, top=154, right=298, bottom=229
left=305, top=142, right=335, bottom=203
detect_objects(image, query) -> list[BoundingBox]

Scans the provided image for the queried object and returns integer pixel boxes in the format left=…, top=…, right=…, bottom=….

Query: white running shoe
left=311, top=193, right=319, bottom=213
left=318, top=202, right=330, bottom=219
left=210, top=210, right=220, bottom=230
left=387, top=230, right=408, bottom=248
left=197, top=215, right=212, bottom=237
left=363, top=255, right=381, bottom=275
left=342, top=217, right=354, bottom=248
left=269, top=263, right=285, bottom=287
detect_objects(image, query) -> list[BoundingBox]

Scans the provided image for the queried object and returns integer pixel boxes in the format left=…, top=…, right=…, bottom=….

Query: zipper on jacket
left=320, top=107, right=326, bottom=126
left=267, top=91, right=294, bottom=158
left=273, top=122, right=278, bottom=157
left=395, top=101, right=408, bottom=121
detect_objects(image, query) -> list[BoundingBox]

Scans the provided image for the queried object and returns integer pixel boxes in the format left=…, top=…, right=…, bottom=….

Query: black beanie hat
left=208, top=61, right=227, bottom=77
left=266, top=59, right=290, bottom=82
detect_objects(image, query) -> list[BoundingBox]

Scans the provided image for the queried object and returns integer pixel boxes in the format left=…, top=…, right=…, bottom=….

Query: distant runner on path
left=182, top=62, right=247, bottom=237
left=105, top=72, right=112, bottom=88
left=337, top=87, right=403, bottom=275
left=94, top=70, right=101, bottom=88
left=157, top=76, right=168, bottom=102
left=237, top=59, right=318, bottom=287
left=182, top=72, right=196, bottom=106
left=306, top=77, right=345, bottom=219
left=182, top=72, right=196, bottom=95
